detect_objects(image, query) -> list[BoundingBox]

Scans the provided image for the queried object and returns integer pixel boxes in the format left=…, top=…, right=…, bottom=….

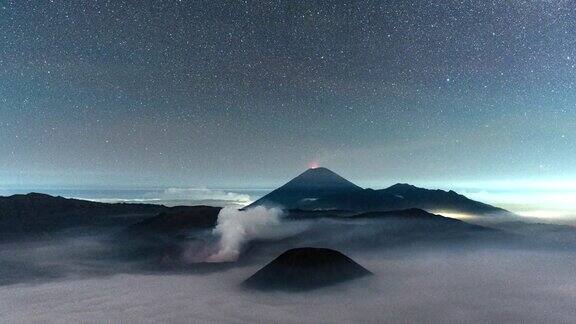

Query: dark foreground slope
left=0, top=193, right=166, bottom=240
left=243, top=247, right=372, bottom=291
left=127, top=205, right=221, bottom=236
left=116, top=206, right=223, bottom=265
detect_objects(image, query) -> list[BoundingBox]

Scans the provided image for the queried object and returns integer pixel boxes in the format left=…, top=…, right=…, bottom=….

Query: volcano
left=247, top=167, right=511, bottom=216
left=247, top=167, right=362, bottom=209
left=243, top=247, right=372, bottom=291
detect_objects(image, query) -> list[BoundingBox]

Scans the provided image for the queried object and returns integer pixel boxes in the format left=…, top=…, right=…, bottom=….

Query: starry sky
left=1, top=0, right=575, bottom=190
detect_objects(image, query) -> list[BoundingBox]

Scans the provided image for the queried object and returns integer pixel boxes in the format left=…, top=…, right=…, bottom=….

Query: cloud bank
left=82, top=188, right=255, bottom=207
left=1, top=249, right=575, bottom=323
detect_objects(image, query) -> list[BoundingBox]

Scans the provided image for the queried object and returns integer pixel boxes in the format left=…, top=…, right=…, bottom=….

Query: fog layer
left=1, top=248, right=574, bottom=323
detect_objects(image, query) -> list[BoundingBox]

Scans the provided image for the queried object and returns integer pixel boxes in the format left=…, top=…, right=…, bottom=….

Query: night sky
left=1, top=0, right=575, bottom=189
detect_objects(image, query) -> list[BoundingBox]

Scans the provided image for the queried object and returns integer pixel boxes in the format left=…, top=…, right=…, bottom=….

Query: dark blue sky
left=1, top=0, right=574, bottom=189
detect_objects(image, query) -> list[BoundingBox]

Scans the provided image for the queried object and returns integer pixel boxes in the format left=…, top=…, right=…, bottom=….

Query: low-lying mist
left=1, top=243, right=575, bottom=323
left=1, top=213, right=576, bottom=323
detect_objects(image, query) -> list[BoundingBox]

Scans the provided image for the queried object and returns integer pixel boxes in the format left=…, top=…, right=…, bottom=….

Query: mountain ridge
left=249, top=168, right=511, bottom=216
left=0, top=192, right=166, bottom=240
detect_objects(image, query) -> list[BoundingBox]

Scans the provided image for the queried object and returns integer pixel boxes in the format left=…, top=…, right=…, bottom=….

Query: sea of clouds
left=1, top=246, right=575, bottom=323
left=74, top=188, right=259, bottom=207
left=1, top=187, right=576, bottom=323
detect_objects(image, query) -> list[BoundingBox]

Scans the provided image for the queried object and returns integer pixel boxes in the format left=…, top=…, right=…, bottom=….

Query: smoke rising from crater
left=207, top=206, right=305, bottom=262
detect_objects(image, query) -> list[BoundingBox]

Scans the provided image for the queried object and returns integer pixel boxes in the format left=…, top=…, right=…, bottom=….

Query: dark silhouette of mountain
left=279, top=208, right=510, bottom=252
left=380, top=183, right=510, bottom=216
left=288, top=207, right=485, bottom=223
left=248, top=168, right=511, bottom=216
left=349, top=208, right=477, bottom=221
left=0, top=193, right=166, bottom=240
left=302, top=188, right=400, bottom=211
left=347, top=208, right=499, bottom=239
left=311, top=185, right=510, bottom=216
left=120, top=206, right=223, bottom=265
left=127, top=205, right=221, bottom=236
left=243, top=247, right=372, bottom=291
left=247, top=167, right=362, bottom=209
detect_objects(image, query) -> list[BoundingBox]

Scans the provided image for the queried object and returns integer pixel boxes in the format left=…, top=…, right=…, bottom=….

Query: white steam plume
left=207, top=206, right=301, bottom=262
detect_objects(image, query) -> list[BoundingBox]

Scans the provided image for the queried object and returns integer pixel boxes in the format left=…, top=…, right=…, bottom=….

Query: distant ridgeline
left=0, top=168, right=514, bottom=241
left=248, top=167, right=512, bottom=217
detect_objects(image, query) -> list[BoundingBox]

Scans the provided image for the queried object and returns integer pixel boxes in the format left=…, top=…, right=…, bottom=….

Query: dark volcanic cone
left=243, top=247, right=372, bottom=291
left=247, top=167, right=362, bottom=209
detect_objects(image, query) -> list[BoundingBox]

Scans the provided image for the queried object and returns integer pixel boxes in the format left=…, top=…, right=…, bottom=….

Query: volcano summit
left=248, top=167, right=362, bottom=209
left=248, top=167, right=511, bottom=217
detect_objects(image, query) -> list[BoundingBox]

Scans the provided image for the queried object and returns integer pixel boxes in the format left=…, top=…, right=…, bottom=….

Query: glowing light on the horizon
left=308, top=160, right=319, bottom=169
left=433, top=211, right=476, bottom=220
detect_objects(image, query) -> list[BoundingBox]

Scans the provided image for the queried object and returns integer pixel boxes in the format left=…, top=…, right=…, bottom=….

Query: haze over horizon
left=1, top=166, right=574, bottom=224
left=1, top=1, right=575, bottom=220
